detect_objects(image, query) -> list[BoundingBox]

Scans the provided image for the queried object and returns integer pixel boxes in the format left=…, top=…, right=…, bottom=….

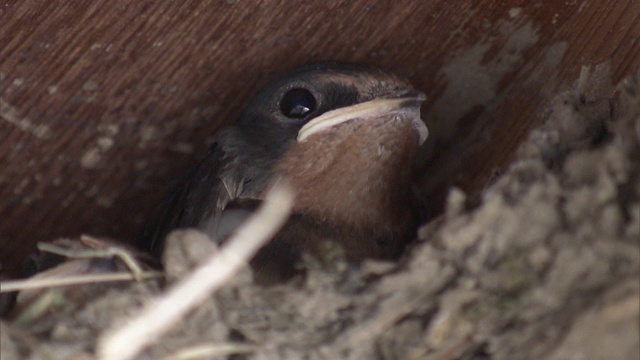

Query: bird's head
left=234, top=62, right=428, bottom=159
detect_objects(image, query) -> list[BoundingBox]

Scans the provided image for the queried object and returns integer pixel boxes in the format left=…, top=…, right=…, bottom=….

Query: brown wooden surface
left=1, top=0, right=638, bottom=276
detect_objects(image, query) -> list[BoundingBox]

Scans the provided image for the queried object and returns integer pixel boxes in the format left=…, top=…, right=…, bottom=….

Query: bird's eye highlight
left=280, top=88, right=317, bottom=119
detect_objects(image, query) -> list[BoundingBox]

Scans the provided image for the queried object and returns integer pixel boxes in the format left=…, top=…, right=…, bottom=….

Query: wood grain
left=1, top=0, right=638, bottom=275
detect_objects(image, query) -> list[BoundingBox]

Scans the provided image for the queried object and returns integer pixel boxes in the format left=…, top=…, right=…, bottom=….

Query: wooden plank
left=1, top=0, right=638, bottom=275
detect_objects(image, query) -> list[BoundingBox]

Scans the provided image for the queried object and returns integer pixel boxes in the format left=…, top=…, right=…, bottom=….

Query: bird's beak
left=297, top=93, right=428, bottom=145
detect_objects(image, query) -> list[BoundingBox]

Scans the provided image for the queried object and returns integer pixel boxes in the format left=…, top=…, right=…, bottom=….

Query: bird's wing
left=145, top=140, right=250, bottom=254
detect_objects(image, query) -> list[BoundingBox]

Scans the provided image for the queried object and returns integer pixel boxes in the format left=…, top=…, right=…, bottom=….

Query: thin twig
left=96, top=183, right=294, bottom=360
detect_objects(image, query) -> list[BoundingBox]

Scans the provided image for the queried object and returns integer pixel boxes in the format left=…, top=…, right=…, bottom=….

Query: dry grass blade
left=96, top=182, right=294, bottom=360
left=13, top=290, right=65, bottom=324
left=38, top=240, right=148, bottom=280
left=0, top=271, right=163, bottom=293
left=160, top=342, right=256, bottom=360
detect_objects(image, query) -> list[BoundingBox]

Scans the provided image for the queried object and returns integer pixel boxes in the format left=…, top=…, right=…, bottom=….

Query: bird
left=145, top=62, right=428, bottom=282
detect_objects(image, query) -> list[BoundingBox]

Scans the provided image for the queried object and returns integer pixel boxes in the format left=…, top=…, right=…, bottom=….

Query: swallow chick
left=146, top=62, right=428, bottom=282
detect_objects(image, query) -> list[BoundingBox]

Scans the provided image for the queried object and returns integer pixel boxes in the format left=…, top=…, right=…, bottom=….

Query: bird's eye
left=280, top=88, right=317, bottom=119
